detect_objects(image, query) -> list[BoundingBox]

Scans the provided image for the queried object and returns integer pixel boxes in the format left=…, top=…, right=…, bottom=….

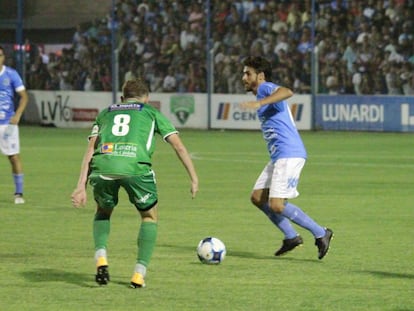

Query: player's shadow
left=21, top=268, right=95, bottom=288
left=358, top=270, right=414, bottom=280
left=228, top=250, right=317, bottom=262
left=158, top=243, right=195, bottom=252
left=21, top=269, right=132, bottom=288
left=158, top=243, right=316, bottom=262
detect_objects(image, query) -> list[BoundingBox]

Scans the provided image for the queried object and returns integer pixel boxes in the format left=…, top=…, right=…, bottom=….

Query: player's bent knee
left=250, top=190, right=267, bottom=207
left=269, top=199, right=285, bottom=214
left=140, top=206, right=158, bottom=222
left=250, top=195, right=262, bottom=208
left=94, top=208, right=113, bottom=221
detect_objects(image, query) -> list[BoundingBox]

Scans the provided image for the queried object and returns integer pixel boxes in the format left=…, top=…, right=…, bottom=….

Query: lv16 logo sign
left=41, top=95, right=71, bottom=122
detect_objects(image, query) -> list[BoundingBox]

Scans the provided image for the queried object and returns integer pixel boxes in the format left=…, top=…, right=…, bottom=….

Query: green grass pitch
left=0, top=126, right=413, bottom=311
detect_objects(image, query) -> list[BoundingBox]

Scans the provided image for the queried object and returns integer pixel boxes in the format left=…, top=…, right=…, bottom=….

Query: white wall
left=26, top=90, right=312, bottom=130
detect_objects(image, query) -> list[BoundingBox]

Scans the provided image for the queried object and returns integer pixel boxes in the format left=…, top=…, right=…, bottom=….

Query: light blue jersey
left=0, top=66, right=25, bottom=125
left=256, top=82, right=307, bottom=162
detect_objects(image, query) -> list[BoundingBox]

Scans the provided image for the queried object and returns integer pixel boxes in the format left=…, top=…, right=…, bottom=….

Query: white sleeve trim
left=163, top=130, right=179, bottom=142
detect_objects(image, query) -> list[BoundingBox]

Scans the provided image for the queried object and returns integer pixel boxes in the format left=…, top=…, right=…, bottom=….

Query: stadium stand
left=19, top=0, right=414, bottom=95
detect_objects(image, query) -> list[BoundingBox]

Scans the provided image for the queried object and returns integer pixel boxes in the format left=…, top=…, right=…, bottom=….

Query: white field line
left=189, top=153, right=414, bottom=169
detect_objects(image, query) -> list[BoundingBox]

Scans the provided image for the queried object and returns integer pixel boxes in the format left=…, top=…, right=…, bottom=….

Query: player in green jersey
left=71, top=78, right=199, bottom=288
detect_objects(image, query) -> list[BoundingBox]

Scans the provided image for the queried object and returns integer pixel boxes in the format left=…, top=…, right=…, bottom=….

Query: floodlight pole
left=310, top=0, right=316, bottom=130
left=111, top=0, right=117, bottom=104
left=16, top=0, right=24, bottom=81
left=206, top=0, right=212, bottom=130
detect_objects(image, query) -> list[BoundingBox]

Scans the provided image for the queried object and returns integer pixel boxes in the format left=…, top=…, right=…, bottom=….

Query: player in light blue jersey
left=241, top=56, right=333, bottom=259
left=0, top=46, right=28, bottom=204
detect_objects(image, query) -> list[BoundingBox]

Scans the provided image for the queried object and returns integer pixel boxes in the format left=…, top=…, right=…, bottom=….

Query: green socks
left=137, top=221, right=158, bottom=267
left=93, top=219, right=110, bottom=250
left=93, top=219, right=157, bottom=269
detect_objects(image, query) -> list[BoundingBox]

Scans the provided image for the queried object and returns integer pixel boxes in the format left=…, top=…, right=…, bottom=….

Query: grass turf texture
left=0, top=126, right=413, bottom=311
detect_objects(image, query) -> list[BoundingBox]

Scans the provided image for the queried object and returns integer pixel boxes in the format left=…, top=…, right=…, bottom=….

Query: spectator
left=175, top=64, right=188, bottom=93
left=124, top=62, right=139, bottom=85
left=213, top=1, right=230, bottom=35
left=384, top=62, right=402, bottom=95
left=352, top=65, right=364, bottom=95
left=274, top=32, right=289, bottom=56
left=362, top=0, right=376, bottom=20
left=398, top=21, right=413, bottom=48
left=241, top=0, right=256, bottom=23
left=356, top=22, right=371, bottom=45
left=286, top=2, right=300, bottom=30
left=99, top=64, right=112, bottom=91
left=275, top=2, right=289, bottom=23
left=372, top=72, right=387, bottom=94
left=326, top=69, right=339, bottom=95
left=20, top=0, right=414, bottom=96
left=357, top=39, right=374, bottom=67
left=162, top=67, right=177, bottom=92
left=72, top=24, right=85, bottom=47
left=179, top=23, right=199, bottom=51
left=74, top=35, right=89, bottom=61
left=83, top=71, right=94, bottom=91
left=46, top=67, right=60, bottom=90
left=147, top=66, right=163, bottom=92
left=342, top=37, right=357, bottom=73
left=360, top=74, right=373, bottom=94
left=225, top=4, right=242, bottom=28
left=27, top=56, right=50, bottom=90
left=297, top=27, right=312, bottom=54
left=85, top=19, right=100, bottom=40
left=59, top=70, right=73, bottom=90
left=188, top=3, right=204, bottom=32
left=400, top=62, right=414, bottom=95
left=271, top=14, right=288, bottom=35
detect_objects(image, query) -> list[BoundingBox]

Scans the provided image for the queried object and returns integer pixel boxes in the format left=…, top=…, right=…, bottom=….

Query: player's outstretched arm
left=71, top=136, right=97, bottom=208
left=240, top=86, right=293, bottom=109
left=166, top=133, right=199, bottom=199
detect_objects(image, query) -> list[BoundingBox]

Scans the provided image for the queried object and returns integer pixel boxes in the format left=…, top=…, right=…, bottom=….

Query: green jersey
left=89, top=101, right=177, bottom=177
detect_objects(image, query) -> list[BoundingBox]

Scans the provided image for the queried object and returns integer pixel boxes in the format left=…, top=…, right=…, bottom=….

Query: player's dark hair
left=242, top=56, right=272, bottom=81
left=122, top=78, right=149, bottom=98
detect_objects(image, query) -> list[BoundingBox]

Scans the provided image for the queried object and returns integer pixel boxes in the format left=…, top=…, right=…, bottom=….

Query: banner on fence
left=26, top=91, right=312, bottom=130
left=315, top=95, right=414, bottom=132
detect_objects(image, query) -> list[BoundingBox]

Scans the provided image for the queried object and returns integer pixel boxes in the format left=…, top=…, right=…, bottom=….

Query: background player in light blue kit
left=241, top=56, right=333, bottom=259
left=0, top=45, right=28, bottom=204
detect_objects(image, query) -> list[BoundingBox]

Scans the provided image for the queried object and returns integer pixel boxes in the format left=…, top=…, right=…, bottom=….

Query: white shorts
left=253, top=158, right=306, bottom=199
left=0, top=124, right=20, bottom=155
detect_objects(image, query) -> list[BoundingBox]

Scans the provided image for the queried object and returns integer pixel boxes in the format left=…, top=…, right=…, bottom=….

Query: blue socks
left=281, top=202, right=325, bottom=238
left=13, top=174, right=24, bottom=194
left=261, top=203, right=298, bottom=239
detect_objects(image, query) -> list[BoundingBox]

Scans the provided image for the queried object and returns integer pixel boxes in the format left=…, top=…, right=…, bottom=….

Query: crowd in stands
left=23, top=0, right=414, bottom=95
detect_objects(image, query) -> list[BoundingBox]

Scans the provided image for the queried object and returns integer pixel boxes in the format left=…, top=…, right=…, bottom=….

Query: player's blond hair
left=122, top=78, right=149, bottom=99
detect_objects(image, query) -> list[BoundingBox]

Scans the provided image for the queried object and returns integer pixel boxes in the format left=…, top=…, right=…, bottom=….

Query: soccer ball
left=196, top=237, right=226, bottom=264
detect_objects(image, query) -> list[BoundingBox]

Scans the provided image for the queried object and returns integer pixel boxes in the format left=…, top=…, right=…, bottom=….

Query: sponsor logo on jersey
left=136, top=193, right=152, bottom=204
left=101, top=143, right=114, bottom=153
left=109, top=103, right=143, bottom=111
left=100, top=143, right=138, bottom=157
left=2, top=78, right=10, bottom=87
